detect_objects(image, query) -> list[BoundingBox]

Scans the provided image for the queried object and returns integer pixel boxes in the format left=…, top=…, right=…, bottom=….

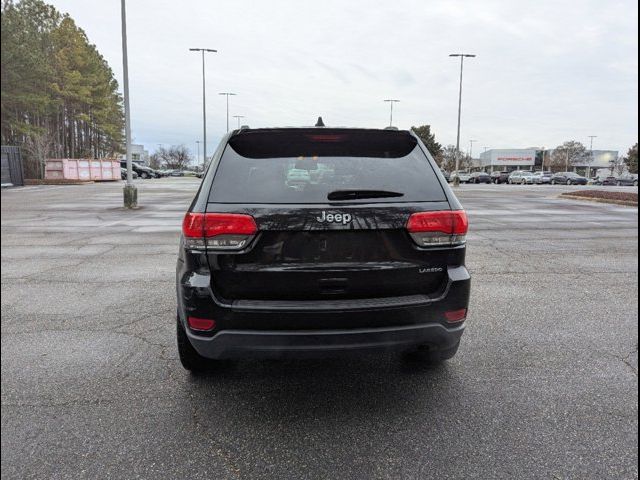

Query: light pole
left=383, top=99, right=400, bottom=127
left=120, top=0, right=136, bottom=207
left=233, top=115, right=245, bottom=129
left=540, top=147, right=545, bottom=172
left=189, top=48, right=217, bottom=175
left=219, top=93, right=237, bottom=132
left=588, top=135, right=597, bottom=178
left=450, top=53, right=476, bottom=185
left=469, top=139, right=477, bottom=158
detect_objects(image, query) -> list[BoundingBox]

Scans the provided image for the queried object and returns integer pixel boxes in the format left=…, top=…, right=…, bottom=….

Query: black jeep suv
left=176, top=126, right=471, bottom=371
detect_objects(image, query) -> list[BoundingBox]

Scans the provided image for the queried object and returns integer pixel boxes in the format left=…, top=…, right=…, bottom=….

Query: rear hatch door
left=205, top=128, right=458, bottom=301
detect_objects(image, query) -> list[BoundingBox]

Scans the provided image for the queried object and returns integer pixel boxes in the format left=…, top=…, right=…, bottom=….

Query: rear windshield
left=208, top=129, right=446, bottom=204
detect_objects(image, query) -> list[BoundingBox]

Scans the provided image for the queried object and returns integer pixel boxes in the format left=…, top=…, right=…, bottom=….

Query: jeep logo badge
left=316, top=211, right=352, bottom=225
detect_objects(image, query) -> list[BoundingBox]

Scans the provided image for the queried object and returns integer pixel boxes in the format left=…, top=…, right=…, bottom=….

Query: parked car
left=170, top=170, right=185, bottom=177
left=120, top=160, right=156, bottom=179
left=120, top=167, right=138, bottom=180
left=616, top=174, right=638, bottom=187
left=551, top=172, right=588, bottom=185
left=591, top=176, right=618, bottom=186
left=441, top=170, right=451, bottom=183
left=490, top=171, right=510, bottom=184
left=469, top=172, right=491, bottom=184
left=508, top=170, right=534, bottom=185
left=450, top=171, right=472, bottom=183
left=176, top=125, right=471, bottom=371
left=532, top=171, right=553, bottom=185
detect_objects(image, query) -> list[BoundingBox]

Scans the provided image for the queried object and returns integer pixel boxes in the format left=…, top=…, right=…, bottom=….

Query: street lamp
left=588, top=135, right=597, bottom=178
left=383, top=99, right=400, bottom=127
left=450, top=53, right=476, bottom=185
left=219, top=93, right=237, bottom=132
left=120, top=0, right=136, bottom=208
left=469, top=139, right=477, bottom=158
left=233, top=115, right=245, bottom=129
left=189, top=48, right=217, bottom=175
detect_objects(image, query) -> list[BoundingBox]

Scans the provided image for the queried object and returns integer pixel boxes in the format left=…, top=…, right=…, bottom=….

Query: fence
left=0, top=146, right=25, bottom=186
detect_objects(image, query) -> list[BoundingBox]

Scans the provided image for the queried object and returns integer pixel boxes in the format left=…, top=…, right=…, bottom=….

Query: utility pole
left=219, top=93, right=237, bottom=132
left=469, top=139, right=477, bottom=158
left=383, top=99, right=400, bottom=127
left=588, top=135, right=597, bottom=178
left=189, top=48, right=217, bottom=176
left=449, top=53, right=476, bottom=185
left=233, top=115, right=245, bottom=129
left=121, top=0, right=136, bottom=207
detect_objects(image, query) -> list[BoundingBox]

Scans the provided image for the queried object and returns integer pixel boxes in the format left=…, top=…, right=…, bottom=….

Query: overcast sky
left=49, top=0, right=638, bottom=159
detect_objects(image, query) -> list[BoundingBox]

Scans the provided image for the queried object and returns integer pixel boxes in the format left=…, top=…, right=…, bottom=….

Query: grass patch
left=560, top=190, right=638, bottom=206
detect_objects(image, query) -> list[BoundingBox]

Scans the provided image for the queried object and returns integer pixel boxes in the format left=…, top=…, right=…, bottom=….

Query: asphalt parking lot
left=1, top=179, right=638, bottom=479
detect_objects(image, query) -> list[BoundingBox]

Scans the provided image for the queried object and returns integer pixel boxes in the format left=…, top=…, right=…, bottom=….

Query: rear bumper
left=185, top=322, right=464, bottom=359
left=177, top=264, right=471, bottom=359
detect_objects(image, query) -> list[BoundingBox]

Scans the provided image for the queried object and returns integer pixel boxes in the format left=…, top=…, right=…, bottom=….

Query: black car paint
left=469, top=172, right=491, bottom=184
left=120, top=160, right=155, bottom=179
left=551, top=172, right=588, bottom=185
left=176, top=128, right=470, bottom=360
left=490, top=171, right=510, bottom=184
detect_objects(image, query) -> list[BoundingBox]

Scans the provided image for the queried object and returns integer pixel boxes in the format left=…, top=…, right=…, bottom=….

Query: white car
left=450, top=171, right=472, bottom=183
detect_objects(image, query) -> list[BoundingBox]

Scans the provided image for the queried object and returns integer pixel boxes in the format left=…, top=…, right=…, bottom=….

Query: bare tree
left=149, top=152, right=162, bottom=169
left=22, top=129, right=53, bottom=179
left=154, top=145, right=193, bottom=170
left=549, top=141, right=589, bottom=172
left=609, top=156, right=627, bottom=176
left=436, top=145, right=472, bottom=172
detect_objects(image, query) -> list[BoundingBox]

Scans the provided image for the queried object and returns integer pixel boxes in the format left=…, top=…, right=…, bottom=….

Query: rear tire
left=177, top=314, right=213, bottom=372
left=405, top=341, right=460, bottom=365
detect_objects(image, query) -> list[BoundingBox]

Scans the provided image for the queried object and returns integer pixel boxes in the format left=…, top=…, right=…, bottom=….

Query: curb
left=559, top=194, right=638, bottom=207
left=24, top=179, right=96, bottom=186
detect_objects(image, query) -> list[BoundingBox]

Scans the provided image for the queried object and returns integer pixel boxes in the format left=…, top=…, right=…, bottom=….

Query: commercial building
left=552, top=149, right=618, bottom=177
left=120, top=144, right=149, bottom=166
left=478, top=149, right=538, bottom=172
left=478, top=148, right=618, bottom=176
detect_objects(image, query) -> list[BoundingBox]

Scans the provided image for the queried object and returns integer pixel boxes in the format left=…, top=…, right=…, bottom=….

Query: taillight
left=406, top=211, right=468, bottom=247
left=444, top=308, right=467, bottom=323
left=187, top=316, right=216, bottom=331
left=182, top=213, right=258, bottom=251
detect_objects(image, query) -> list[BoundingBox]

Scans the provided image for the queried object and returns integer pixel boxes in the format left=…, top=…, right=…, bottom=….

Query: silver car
left=508, top=170, right=534, bottom=185
left=532, top=171, right=553, bottom=185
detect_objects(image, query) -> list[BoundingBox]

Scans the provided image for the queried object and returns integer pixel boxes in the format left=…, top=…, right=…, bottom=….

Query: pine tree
left=1, top=0, right=124, bottom=177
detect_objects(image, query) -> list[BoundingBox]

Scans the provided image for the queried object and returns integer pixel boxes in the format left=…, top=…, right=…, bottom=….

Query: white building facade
left=478, top=149, right=538, bottom=172
left=120, top=144, right=149, bottom=166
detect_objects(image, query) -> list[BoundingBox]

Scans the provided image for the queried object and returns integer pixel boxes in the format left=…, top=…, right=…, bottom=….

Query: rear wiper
left=327, top=189, right=404, bottom=201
